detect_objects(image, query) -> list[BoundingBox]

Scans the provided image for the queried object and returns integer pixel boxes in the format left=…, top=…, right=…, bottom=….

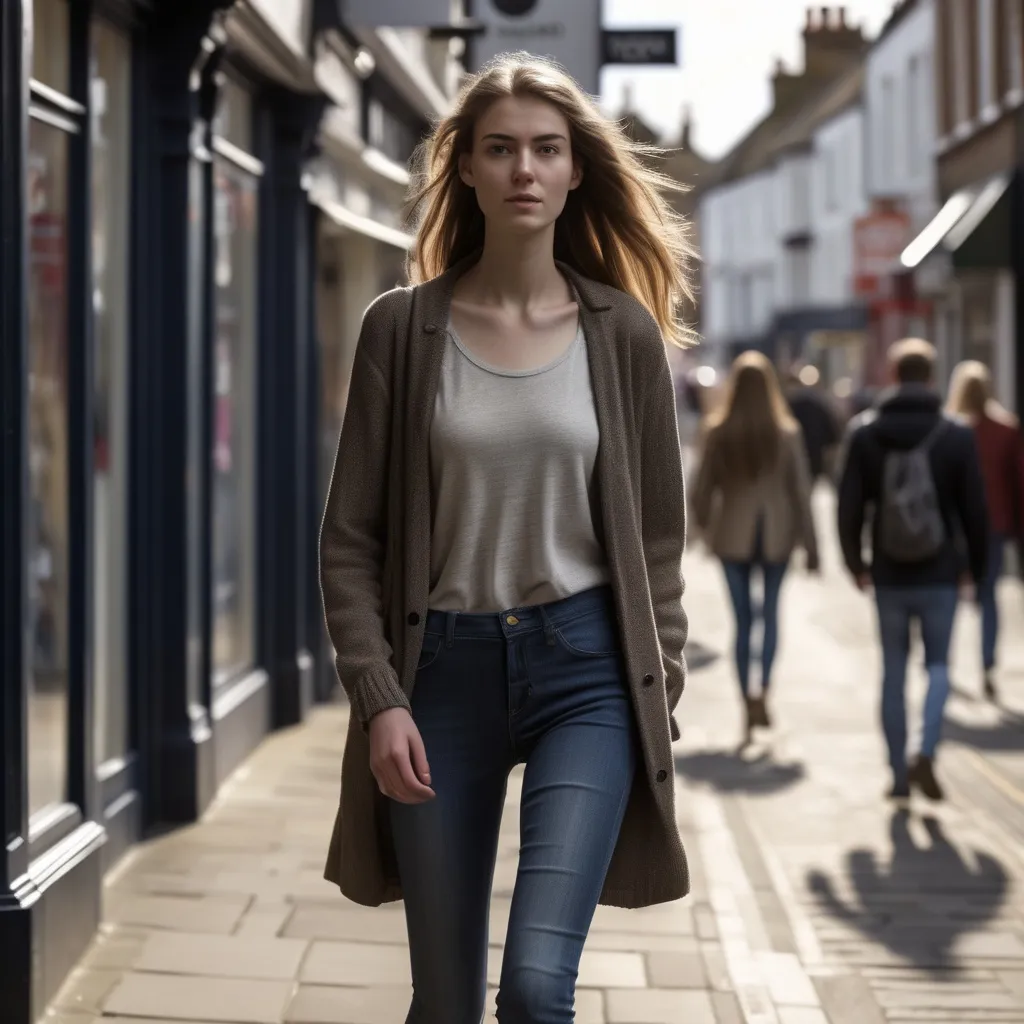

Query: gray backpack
left=878, top=419, right=948, bottom=562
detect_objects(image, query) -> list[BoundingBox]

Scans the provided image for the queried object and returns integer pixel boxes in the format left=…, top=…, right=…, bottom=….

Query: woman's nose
left=513, top=156, right=535, bottom=180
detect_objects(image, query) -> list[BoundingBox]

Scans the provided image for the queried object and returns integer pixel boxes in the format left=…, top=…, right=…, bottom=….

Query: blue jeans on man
left=874, top=586, right=958, bottom=787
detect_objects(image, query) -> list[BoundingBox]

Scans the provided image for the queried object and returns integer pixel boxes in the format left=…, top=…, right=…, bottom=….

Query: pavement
left=45, top=491, right=1024, bottom=1024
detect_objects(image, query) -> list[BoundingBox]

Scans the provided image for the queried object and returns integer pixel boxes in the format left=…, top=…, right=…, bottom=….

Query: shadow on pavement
left=685, top=640, right=720, bottom=672
left=943, top=708, right=1024, bottom=752
left=807, top=811, right=1009, bottom=974
left=675, top=748, right=805, bottom=795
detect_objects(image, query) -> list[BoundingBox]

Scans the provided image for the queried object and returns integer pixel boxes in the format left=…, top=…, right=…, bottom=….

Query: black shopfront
left=0, top=1, right=364, bottom=1017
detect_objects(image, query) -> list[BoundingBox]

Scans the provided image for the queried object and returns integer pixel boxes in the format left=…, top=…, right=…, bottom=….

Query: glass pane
left=27, top=119, right=70, bottom=815
left=212, top=160, right=258, bottom=679
left=32, top=0, right=70, bottom=93
left=90, top=20, right=131, bottom=764
left=212, top=79, right=252, bottom=153
left=186, top=153, right=206, bottom=708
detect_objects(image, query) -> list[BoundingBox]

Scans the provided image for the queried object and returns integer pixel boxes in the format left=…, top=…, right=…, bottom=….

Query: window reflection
left=90, top=20, right=131, bottom=764
left=32, top=0, right=70, bottom=93
left=211, top=158, right=258, bottom=679
left=27, top=119, right=70, bottom=815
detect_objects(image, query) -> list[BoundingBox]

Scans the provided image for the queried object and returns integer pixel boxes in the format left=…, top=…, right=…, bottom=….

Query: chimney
left=805, top=7, right=816, bottom=30
left=772, top=58, right=805, bottom=111
left=680, top=104, right=692, bottom=149
left=802, top=4, right=865, bottom=81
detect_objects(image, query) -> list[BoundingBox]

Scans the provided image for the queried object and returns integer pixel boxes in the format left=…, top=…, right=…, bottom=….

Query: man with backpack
left=837, top=338, right=988, bottom=801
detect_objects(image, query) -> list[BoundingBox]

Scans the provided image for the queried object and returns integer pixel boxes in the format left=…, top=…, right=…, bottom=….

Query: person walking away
left=837, top=339, right=988, bottom=802
left=786, top=366, right=843, bottom=482
left=692, top=351, right=819, bottom=742
left=319, top=53, right=695, bottom=1024
left=946, top=360, right=1024, bottom=701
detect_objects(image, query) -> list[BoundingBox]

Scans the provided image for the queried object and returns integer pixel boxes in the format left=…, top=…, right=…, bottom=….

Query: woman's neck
left=459, top=229, right=567, bottom=310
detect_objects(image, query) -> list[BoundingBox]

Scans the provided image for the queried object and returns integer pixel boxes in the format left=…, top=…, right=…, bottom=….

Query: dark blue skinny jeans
left=389, top=584, right=638, bottom=1024
left=978, top=534, right=1006, bottom=671
left=720, top=560, right=788, bottom=695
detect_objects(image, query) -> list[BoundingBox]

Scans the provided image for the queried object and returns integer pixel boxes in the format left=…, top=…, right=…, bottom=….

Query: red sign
left=853, top=210, right=911, bottom=298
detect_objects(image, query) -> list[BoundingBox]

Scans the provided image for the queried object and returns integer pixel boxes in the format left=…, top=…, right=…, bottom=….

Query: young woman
left=947, top=360, right=1024, bottom=700
left=319, top=53, right=696, bottom=1023
left=692, top=352, right=819, bottom=739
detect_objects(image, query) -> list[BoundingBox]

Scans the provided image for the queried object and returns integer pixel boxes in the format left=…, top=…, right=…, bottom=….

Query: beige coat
left=319, top=255, right=690, bottom=910
left=692, top=426, right=818, bottom=564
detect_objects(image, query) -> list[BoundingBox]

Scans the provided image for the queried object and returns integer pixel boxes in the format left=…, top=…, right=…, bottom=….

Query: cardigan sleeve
left=319, top=291, right=412, bottom=729
left=639, top=329, right=689, bottom=743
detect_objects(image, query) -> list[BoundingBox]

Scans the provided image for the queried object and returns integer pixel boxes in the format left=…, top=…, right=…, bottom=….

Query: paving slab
left=42, top=488, right=1024, bottom=1023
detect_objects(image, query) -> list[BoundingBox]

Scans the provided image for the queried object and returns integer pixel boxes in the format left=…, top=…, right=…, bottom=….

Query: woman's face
left=459, top=95, right=582, bottom=236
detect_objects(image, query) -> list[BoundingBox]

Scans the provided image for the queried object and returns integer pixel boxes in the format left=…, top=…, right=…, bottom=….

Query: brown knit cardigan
left=320, top=255, right=690, bottom=908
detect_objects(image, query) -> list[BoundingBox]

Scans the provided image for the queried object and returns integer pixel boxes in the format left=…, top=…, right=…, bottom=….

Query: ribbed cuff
left=350, top=667, right=411, bottom=731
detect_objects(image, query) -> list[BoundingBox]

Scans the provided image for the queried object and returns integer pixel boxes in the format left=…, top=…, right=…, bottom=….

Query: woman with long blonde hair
left=693, top=352, right=819, bottom=739
left=946, top=360, right=1024, bottom=699
left=319, top=52, right=695, bottom=1022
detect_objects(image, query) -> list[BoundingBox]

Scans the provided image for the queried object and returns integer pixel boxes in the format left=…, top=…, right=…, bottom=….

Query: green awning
left=900, top=172, right=1015, bottom=272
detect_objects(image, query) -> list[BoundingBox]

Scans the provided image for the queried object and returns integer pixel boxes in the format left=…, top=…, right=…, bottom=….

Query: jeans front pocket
left=416, top=631, right=445, bottom=672
left=553, top=608, right=621, bottom=659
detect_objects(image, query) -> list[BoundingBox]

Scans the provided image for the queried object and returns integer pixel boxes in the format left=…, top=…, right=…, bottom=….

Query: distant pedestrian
left=319, top=53, right=695, bottom=1023
left=786, top=366, right=843, bottom=482
left=837, top=339, right=988, bottom=802
left=692, top=351, right=819, bottom=742
left=946, top=360, right=1024, bottom=701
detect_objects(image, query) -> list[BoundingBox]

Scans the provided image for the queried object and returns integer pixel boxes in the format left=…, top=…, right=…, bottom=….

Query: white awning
left=311, top=192, right=414, bottom=250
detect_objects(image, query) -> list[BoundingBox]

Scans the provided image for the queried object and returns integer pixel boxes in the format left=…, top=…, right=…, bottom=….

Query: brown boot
left=748, top=695, right=770, bottom=728
left=909, top=755, right=944, bottom=801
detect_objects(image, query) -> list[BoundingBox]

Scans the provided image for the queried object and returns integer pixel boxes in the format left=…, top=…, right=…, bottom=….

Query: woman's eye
left=489, top=144, right=510, bottom=155
left=539, top=145, right=558, bottom=155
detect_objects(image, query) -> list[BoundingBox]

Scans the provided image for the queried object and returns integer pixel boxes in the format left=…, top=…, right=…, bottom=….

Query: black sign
left=492, top=0, right=539, bottom=15
left=601, top=28, right=678, bottom=66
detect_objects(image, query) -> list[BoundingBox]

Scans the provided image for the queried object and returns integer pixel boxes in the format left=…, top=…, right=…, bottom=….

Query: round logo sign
left=492, top=0, right=539, bottom=15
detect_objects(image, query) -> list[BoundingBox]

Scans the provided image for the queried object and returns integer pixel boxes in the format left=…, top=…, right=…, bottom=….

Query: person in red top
left=947, top=361, right=1024, bottom=700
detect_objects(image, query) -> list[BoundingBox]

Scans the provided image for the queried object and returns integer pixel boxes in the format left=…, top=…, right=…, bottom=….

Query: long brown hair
left=946, top=360, right=1017, bottom=426
left=405, top=52, right=698, bottom=347
left=704, top=352, right=798, bottom=479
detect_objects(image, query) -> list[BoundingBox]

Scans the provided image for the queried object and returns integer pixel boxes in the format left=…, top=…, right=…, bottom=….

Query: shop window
left=211, top=84, right=259, bottom=682
left=90, top=19, right=131, bottom=764
left=27, top=119, right=70, bottom=816
left=32, top=0, right=69, bottom=94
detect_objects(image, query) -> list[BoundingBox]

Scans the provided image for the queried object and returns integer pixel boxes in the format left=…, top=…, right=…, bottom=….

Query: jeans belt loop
left=538, top=606, right=557, bottom=646
left=445, top=611, right=457, bottom=648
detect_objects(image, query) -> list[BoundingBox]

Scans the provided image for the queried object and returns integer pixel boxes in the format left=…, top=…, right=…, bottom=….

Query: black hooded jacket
left=836, top=385, right=989, bottom=587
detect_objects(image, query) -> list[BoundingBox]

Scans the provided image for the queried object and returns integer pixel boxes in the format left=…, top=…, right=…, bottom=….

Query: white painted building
left=700, top=60, right=868, bottom=384
left=861, top=0, right=947, bottom=384
left=864, top=0, right=938, bottom=231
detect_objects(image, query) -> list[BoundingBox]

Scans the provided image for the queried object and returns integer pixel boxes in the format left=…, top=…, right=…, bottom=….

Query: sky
left=599, top=0, right=898, bottom=159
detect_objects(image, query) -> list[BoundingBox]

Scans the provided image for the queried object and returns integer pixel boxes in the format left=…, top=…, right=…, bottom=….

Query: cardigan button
left=407, top=612, right=420, bottom=626
left=423, top=323, right=437, bottom=333
left=642, top=673, right=654, bottom=687
left=656, top=769, right=668, bottom=783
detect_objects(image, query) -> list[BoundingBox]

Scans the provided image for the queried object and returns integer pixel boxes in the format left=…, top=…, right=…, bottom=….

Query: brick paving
left=45, top=493, right=1024, bottom=1023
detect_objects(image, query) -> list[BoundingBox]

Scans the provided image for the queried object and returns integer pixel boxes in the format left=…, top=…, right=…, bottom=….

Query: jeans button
left=643, top=673, right=654, bottom=687
left=656, top=769, right=668, bottom=783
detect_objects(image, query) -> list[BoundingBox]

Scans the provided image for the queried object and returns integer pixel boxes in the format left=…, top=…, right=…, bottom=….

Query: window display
left=90, top=19, right=131, bottom=764
left=211, top=153, right=258, bottom=680
left=27, top=118, right=70, bottom=816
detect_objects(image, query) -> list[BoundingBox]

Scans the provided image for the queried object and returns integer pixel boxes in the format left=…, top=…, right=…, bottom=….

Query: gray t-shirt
left=427, top=321, right=610, bottom=612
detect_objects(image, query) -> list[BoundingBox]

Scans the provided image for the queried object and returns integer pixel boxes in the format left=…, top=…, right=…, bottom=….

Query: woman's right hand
left=368, top=708, right=436, bottom=804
